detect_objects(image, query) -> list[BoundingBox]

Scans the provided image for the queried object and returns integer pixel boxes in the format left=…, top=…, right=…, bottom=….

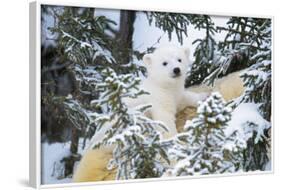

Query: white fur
left=89, top=45, right=208, bottom=146
left=123, top=45, right=207, bottom=139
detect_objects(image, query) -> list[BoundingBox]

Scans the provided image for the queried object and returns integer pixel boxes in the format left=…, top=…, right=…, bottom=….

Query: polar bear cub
left=73, top=45, right=211, bottom=182
left=124, top=45, right=208, bottom=139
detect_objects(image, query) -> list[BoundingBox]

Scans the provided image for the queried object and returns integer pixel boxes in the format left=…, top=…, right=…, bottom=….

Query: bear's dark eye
left=163, top=62, right=168, bottom=66
left=178, top=59, right=182, bottom=62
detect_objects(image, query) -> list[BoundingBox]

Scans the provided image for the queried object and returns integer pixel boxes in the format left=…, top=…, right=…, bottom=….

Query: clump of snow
left=226, top=103, right=270, bottom=145
left=61, top=30, right=116, bottom=64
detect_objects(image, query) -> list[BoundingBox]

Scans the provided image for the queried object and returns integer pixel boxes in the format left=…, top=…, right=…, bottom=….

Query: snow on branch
left=86, top=67, right=170, bottom=179
left=165, top=92, right=244, bottom=176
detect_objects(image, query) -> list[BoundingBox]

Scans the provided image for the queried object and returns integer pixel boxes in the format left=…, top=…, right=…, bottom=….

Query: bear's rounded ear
left=183, top=47, right=190, bottom=58
left=143, top=54, right=152, bottom=65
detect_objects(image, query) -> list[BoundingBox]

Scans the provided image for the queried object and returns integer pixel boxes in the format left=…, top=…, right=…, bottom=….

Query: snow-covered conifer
left=185, top=15, right=219, bottom=87
left=237, top=19, right=272, bottom=170
left=167, top=92, right=244, bottom=176
left=89, top=67, right=170, bottom=179
left=204, top=18, right=271, bottom=88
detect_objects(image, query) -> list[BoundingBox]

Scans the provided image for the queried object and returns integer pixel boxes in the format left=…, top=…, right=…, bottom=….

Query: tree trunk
left=116, top=10, right=136, bottom=67
left=63, top=127, right=81, bottom=177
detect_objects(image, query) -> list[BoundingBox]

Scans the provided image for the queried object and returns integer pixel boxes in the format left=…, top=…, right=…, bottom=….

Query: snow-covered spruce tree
left=146, top=12, right=191, bottom=45
left=50, top=7, right=116, bottom=67
left=203, top=17, right=271, bottom=87
left=205, top=18, right=272, bottom=171
left=185, top=15, right=220, bottom=87
left=167, top=92, right=244, bottom=176
left=48, top=7, right=118, bottom=178
left=88, top=68, right=170, bottom=179
left=237, top=19, right=272, bottom=121
left=238, top=19, right=272, bottom=171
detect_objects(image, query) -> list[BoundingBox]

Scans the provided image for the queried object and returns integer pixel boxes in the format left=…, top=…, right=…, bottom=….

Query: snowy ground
left=41, top=142, right=73, bottom=184
left=41, top=139, right=89, bottom=184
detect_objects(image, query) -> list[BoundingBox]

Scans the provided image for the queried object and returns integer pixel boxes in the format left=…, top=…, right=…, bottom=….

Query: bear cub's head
left=143, top=45, right=191, bottom=85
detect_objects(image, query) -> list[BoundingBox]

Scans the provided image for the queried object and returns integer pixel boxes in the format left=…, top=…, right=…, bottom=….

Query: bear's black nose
left=173, top=67, right=181, bottom=75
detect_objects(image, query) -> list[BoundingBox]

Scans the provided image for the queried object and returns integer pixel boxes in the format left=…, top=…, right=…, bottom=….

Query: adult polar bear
left=72, top=45, right=244, bottom=182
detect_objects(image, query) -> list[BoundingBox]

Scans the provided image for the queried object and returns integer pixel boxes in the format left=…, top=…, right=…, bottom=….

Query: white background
left=0, top=0, right=280, bottom=189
